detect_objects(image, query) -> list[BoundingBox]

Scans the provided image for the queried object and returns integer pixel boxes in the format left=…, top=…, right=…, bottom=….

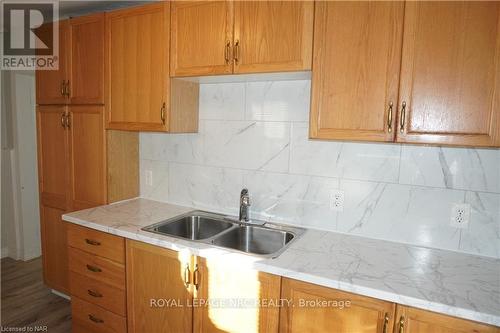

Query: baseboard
left=1, top=247, right=9, bottom=259
left=51, top=289, right=71, bottom=301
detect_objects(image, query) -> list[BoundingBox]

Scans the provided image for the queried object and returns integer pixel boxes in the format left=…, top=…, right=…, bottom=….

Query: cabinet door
left=309, top=1, right=404, bottom=142
left=170, top=1, right=233, bottom=76
left=233, top=1, right=313, bottom=74
left=36, top=106, right=69, bottom=210
left=397, top=2, right=500, bottom=147
left=280, top=278, right=395, bottom=333
left=126, top=240, right=193, bottom=333
left=40, top=205, right=69, bottom=293
left=36, top=106, right=70, bottom=293
left=106, top=3, right=169, bottom=131
left=69, top=13, right=104, bottom=104
left=36, top=20, right=70, bottom=105
left=67, top=106, right=106, bottom=211
left=394, top=305, right=498, bottom=333
left=194, top=257, right=281, bottom=333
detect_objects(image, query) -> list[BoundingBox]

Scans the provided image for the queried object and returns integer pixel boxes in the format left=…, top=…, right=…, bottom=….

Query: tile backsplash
left=140, top=80, right=500, bottom=258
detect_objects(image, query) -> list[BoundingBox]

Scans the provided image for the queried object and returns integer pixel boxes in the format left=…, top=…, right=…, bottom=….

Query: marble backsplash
left=139, top=80, right=500, bottom=258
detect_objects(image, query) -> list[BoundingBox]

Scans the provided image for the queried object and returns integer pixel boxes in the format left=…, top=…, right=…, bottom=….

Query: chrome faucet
left=239, top=189, right=251, bottom=222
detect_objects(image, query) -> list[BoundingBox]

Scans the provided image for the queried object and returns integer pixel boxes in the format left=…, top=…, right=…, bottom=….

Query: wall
left=1, top=71, right=41, bottom=260
left=140, top=80, right=500, bottom=259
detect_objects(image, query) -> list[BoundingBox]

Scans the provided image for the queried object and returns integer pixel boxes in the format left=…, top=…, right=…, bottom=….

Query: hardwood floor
left=1, top=257, right=72, bottom=332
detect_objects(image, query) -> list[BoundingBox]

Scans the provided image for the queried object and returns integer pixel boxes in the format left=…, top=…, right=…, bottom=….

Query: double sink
left=142, top=211, right=305, bottom=258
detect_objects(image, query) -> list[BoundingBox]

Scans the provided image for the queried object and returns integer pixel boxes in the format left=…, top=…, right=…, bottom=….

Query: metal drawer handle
left=160, top=102, right=166, bottom=125
left=88, top=314, right=104, bottom=324
left=383, top=312, right=389, bottom=333
left=387, top=102, right=393, bottom=133
left=184, top=264, right=190, bottom=287
left=86, top=264, right=102, bottom=273
left=60, top=80, right=65, bottom=96
left=399, top=316, right=405, bottom=333
left=224, top=40, right=231, bottom=64
left=87, top=289, right=103, bottom=298
left=234, top=40, right=240, bottom=64
left=193, top=264, right=200, bottom=291
left=400, top=101, right=406, bottom=133
left=61, top=112, right=66, bottom=128
left=85, top=239, right=101, bottom=246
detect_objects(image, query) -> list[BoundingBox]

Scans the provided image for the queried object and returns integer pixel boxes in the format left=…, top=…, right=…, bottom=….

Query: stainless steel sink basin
left=143, top=211, right=233, bottom=240
left=211, top=225, right=295, bottom=256
left=142, top=210, right=305, bottom=258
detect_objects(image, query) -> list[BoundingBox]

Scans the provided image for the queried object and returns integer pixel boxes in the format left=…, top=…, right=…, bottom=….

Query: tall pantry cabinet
left=36, top=13, right=138, bottom=293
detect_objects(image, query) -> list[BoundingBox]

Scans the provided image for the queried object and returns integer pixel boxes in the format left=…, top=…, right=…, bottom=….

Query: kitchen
left=1, top=0, right=499, bottom=332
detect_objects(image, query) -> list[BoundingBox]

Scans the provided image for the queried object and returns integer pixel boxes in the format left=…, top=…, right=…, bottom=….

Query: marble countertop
left=62, top=198, right=500, bottom=327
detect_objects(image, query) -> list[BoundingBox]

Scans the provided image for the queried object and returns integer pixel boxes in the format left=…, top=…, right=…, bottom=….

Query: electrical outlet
left=450, top=203, right=470, bottom=229
left=330, top=190, right=344, bottom=212
left=145, top=170, right=153, bottom=186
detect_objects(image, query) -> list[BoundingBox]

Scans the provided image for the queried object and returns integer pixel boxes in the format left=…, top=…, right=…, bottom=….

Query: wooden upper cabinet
left=233, top=1, right=313, bottom=74
left=395, top=305, right=499, bottom=333
left=397, top=2, right=500, bottom=147
left=126, top=240, right=193, bottom=333
left=67, top=106, right=106, bottom=211
left=36, top=20, right=70, bottom=105
left=106, top=2, right=170, bottom=131
left=69, top=13, right=104, bottom=104
left=309, top=1, right=405, bottom=142
left=280, top=278, right=396, bottom=333
left=194, top=258, right=281, bottom=333
left=171, top=1, right=233, bottom=76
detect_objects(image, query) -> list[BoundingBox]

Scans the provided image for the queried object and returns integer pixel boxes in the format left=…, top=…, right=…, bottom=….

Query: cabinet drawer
left=72, top=296, right=126, bottom=333
left=69, top=247, right=125, bottom=290
left=70, top=272, right=126, bottom=316
left=67, top=223, right=125, bottom=263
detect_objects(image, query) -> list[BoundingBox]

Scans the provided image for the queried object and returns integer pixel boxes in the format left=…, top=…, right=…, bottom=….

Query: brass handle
left=61, top=112, right=66, bottom=128
left=60, top=80, right=65, bottom=96
left=88, top=314, right=104, bottom=324
left=85, top=239, right=101, bottom=246
left=387, top=102, right=393, bottom=133
left=193, top=264, right=200, bottom=290
left=86, top=264, right=102, bottom=273
left=65, top=113, right=71, bottom=129
left=383, top=312, right=389, bottom=333
left=184, top=264, right=191, bottom=287
left=400, top=101, right=406, bottom=133
left=160, top=102, right=166, bottom=125
left=224, top=40, right=231, bottom=64
left=64, top=80, right=70, bottom=97
left=234, top=40, right=240, bottom=64
left=399, top=316, right=405, bottom=333
left=87, top=289, right=103, bottom=298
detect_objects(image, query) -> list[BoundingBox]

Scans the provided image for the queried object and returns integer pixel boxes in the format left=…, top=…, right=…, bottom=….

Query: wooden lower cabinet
left=40, top=205, right=69, bottom=293
left=395, top=305, right=499, bottom=333
left=72, top=296, right=127, bottom=333
left=126, top=240, right=193, bottom=333
left=194, top=257, right=281, bottom=333
left=126, top=240, right=281, bottom=333
left=68, top=224, right=127, bottom=332
left=280, top=278, right=395, bottom=333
